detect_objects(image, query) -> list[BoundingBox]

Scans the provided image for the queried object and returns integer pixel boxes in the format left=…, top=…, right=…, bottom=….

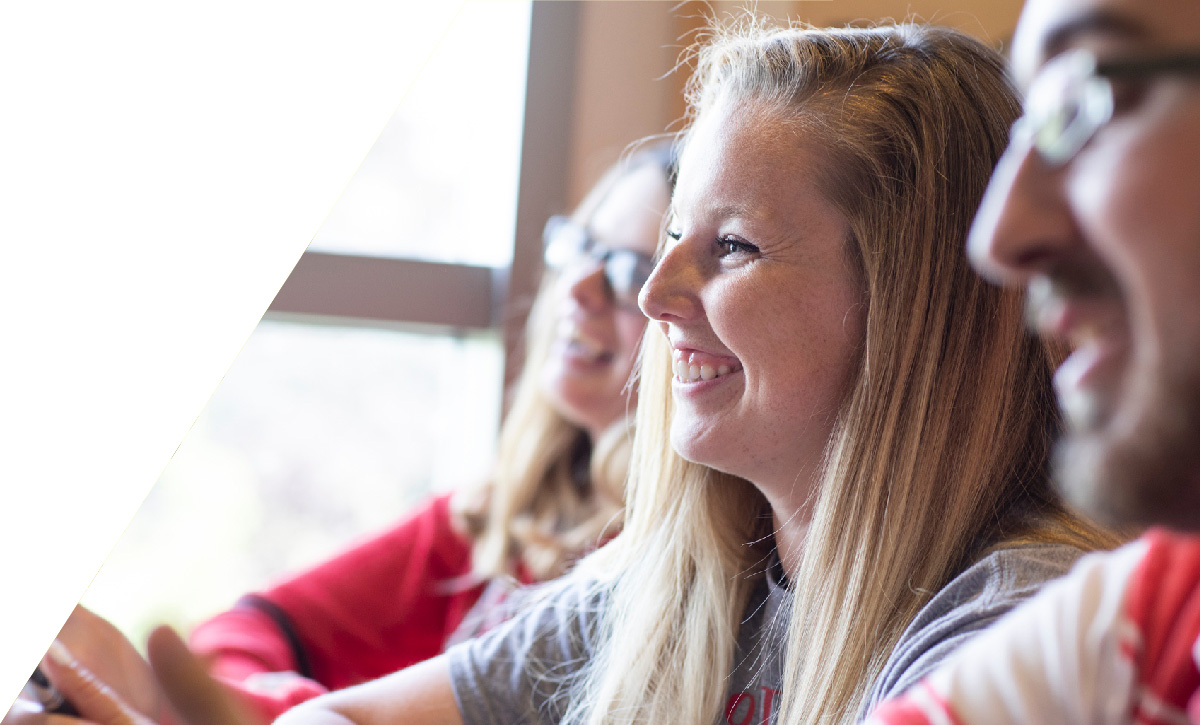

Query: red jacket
left=189, top=493, right=533, bottom=723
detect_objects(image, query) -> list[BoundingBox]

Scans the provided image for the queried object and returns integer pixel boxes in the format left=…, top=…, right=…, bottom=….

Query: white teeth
left=672, top=356, right=738, bottom=382
left=562, top=324, right=607, bottom=359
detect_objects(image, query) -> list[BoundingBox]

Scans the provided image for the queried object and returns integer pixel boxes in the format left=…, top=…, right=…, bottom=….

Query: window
left=308, top=1, right=529, bottom=266
left=81, top=320, right=503, bottom=637
left=80, top=0, right=548, bottom=643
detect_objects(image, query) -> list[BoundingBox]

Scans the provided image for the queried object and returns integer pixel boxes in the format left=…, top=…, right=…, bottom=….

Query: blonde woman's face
left=640, top=100, right=865, bottom=502
left=540, top=163, right=670, bottom=440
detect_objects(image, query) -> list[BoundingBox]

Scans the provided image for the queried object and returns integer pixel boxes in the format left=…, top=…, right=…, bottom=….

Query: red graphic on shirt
left=725, top=686, right=779, bottom=724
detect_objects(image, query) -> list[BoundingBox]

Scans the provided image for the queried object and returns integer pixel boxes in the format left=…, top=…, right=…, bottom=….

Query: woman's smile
left=671, top=347, right=742, bottom=383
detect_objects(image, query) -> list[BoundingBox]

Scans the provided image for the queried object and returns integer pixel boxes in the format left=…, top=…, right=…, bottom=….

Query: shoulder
left=1127, top=527, right=1200, bottom=625
left=905, top=542, right=1090, bottom=642
left=349, top=491, right=464, bottom=543
left=447, top=573, right=608, bottom=665
left=445, top=574, right=609, bottom=725
left=354, top=491, right=473, bottom=564
left=425, top=491, right=462, bottom=529
left=403, top=491, right=474, bottom=554
left=950, top=541, right=1092, bottom=606
left=960, top=540, right=1094, bottom=597
left=867, top=538, right=1157, bottom=724
left=1121, top=529, right=1200, bottom=722
left=863, top=542, right=1090, bottom=714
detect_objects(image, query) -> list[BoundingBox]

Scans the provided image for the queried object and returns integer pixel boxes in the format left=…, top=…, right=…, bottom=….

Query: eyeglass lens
left=542, top=216, right=655, bottom=307
left=1022, top=48, right=1200, bottom=166
left=1023, top=50, right=1115, bottom=165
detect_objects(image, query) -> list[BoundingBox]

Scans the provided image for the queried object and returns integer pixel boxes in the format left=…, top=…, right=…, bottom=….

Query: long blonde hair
left=454, top=144, right=675, bottom=581
left=567, top=22, right=1117, bottom=725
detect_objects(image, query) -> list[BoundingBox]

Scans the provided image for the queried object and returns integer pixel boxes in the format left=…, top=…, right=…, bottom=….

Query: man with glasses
left=868, top=0, right=1200, bottom=723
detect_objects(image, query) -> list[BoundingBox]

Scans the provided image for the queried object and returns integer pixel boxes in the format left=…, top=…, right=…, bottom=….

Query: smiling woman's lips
left=554, top=336, right=615, bottom=369
left=555, top=318, right=615, bottom=362
left=572, top=347, right=614, bottom=365
left=671, top=349, right=742, bottom=383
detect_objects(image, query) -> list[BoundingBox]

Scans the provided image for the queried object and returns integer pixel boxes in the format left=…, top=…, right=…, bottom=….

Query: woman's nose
left=564, top=260, right=614, bottom=313
left=638, top=239, right=701, bottom=322
left=968, top=134, right=1081, bottom=286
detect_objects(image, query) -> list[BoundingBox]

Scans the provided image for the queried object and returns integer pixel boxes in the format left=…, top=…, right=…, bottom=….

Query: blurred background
left=81, top=0, right=1025, bottom=646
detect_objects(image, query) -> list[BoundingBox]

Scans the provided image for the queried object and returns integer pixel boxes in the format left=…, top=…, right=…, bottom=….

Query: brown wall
left=566, top=2, right=685, bottom=205
left=561, top=0, right=1025, bottom=208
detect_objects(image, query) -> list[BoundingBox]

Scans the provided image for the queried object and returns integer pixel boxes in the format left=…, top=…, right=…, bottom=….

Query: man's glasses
left=1015, top=48, right=1200, bottom=166
left=542, top=215, right=656, bottom=310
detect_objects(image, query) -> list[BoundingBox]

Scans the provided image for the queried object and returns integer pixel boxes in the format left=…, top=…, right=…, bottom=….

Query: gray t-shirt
left=446, top=543, right=1084, bottom=724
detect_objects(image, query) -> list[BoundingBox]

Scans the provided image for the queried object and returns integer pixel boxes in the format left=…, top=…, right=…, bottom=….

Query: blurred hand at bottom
left=3, top=639, right=155, bottom=725
left=3, top=629, right=259, bottom=725
left=145, top=626, right=259, bottom=725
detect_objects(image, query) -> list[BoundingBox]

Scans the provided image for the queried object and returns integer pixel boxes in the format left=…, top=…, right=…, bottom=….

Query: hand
left=55, top=606, right=161, bottom=720
left=145, top=626, right=260, bottom=725
left=3, top=640, right=155, bottom=725
left=3, top=617, right=261, bottom=725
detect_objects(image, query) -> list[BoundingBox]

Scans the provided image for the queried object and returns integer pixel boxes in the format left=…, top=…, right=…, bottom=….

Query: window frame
left=264, top=2, right=581, bottom=390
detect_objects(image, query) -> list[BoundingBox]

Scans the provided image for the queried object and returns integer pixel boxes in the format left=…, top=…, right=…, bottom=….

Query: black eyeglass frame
left=1096, top=51, right=1200, bottom=79
left=541, top=215, right=656, bottom=310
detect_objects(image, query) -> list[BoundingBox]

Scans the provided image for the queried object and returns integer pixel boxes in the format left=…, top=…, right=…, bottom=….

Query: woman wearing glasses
left=12, top=143, right=673, bottom=725
left=185, top=143, right=673, bottom=722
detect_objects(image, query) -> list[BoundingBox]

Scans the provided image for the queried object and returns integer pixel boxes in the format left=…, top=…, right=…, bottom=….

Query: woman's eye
left=665, top=229, right=682, bottom=242
left=718, top=236, right=758, bottom=256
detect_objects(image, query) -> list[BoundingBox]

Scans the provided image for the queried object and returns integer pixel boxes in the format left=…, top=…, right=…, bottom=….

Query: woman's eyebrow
left=711, top=201, right=760, bottom=221
left=669, top=199, right=762, bottom=227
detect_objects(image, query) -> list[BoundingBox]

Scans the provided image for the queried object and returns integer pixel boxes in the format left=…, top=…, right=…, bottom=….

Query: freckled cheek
left=787, top=303, right=865, bottom=402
